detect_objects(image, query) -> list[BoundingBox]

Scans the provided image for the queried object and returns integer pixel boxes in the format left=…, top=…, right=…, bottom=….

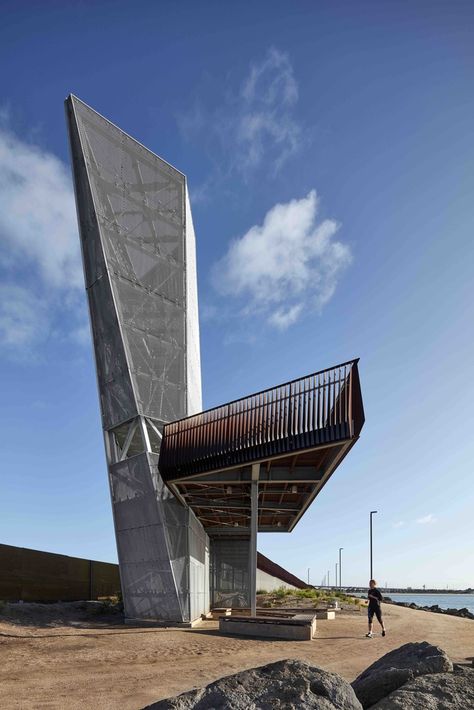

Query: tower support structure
left=66, top=95, right=206, bottom=622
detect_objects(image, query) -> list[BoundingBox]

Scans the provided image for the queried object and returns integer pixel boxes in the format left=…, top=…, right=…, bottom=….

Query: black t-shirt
left=368, top=587, right=382, bottom=608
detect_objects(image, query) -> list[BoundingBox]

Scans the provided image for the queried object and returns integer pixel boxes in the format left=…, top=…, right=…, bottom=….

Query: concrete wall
left=256, top=568, right=298, bottom=592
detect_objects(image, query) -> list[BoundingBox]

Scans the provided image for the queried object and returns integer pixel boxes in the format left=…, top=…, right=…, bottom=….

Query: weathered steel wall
left=0, top=544, right=120, bottom=602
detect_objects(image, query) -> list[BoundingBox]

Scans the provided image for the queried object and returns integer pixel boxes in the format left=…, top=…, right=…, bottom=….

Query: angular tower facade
left=66, top=95, right=208, bottom=622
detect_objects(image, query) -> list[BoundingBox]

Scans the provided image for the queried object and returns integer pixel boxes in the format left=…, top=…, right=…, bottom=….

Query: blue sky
left=0, top=0, right=473, bottom=588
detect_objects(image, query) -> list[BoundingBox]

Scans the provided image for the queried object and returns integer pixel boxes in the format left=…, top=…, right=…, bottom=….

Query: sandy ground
left=0, top=602, right=473, bottom=710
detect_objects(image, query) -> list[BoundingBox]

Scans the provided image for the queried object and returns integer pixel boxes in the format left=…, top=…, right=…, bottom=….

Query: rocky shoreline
left=384, top=597, right=474, bottom=620
left=143, top=641, right=474, bottom=709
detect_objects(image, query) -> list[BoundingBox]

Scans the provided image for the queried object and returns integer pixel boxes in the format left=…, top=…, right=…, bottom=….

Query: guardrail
left=159, top=359, right=364, bottom=479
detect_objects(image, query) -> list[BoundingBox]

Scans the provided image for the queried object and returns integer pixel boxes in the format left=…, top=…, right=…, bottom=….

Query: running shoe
left=382, top=630, right=386, bottom=636
left=365, top=632, right=373, bottom=638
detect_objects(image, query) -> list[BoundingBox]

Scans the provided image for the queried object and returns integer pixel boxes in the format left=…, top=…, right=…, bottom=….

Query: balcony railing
left=159, top=359, right=364, bottom=480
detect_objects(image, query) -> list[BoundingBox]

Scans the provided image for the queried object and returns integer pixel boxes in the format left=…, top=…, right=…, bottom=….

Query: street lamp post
left=307, top=568, right=310, bottom=585
left=370, top=511, right=378, bottom=580
left=335, top=562, right=338, bottom=589
left=327, top=570, right=330, bottom=588
left=339, top=547, right=343, bottom=589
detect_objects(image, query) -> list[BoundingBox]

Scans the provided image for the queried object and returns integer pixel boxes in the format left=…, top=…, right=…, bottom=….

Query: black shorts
left=368, top=605, right=383, bottom=623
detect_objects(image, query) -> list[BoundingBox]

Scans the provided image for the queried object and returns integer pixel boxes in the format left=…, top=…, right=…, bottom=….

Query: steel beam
left=171, top=467, right=323, bottom=484
left=187, top=498, right=300, bottom=511
left=119, top=420, right=138, bottom=461
left=205, top=525, right=289, bottom=535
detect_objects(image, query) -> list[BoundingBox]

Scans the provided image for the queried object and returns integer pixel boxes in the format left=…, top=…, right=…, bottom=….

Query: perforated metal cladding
left=210, top=538, right=250, bottom=608
left=66, top=95, right=206, bottom=622
left=188, top=510, right=209, bottom=619
left=67, top=101, right=136, bottom=427
left=69, top=97, right=186, bottom=426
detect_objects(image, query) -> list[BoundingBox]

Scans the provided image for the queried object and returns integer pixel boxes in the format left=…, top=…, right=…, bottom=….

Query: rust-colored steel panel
left=0, top=544, right=121, bottom=602
left=159, top=360, right=363, bottom=481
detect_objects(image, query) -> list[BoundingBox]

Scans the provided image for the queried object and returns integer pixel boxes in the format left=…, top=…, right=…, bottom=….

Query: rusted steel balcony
left=159, top=360, right=364, bottom=535
left=160, top=359, right=364, bottom=480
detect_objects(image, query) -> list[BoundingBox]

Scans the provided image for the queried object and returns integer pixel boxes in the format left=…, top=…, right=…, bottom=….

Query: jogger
left=366, top=579, right=386, bottom=637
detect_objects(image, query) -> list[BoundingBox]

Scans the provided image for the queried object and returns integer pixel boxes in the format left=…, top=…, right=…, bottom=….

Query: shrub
left=295, top=588, right=318, bottom=599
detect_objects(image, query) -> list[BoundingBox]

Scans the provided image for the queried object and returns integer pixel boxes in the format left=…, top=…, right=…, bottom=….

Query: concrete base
left=202, top=608, right=231, bottom=620
left=256, top=607, right=335, bottom=620
left=219, top=614, right=316, bottom=640
left=125, top=617, right=202, bottom=628
left=316, top=610, right=336, bottom=620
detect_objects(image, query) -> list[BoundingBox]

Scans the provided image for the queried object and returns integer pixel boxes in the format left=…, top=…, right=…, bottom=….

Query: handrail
left=175, top=359, right=359, bottom=425
left=159, top=359, right=363, bottom=479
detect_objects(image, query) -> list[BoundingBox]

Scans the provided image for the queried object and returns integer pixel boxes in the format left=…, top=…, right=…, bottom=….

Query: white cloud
left=213, top=190, right=351, bottom=329
left=416, top=514, right=437, bottom=524
left=237, top=47, right=301, bottom=174
left=268, top=304, right=303, bottom=330
left=0, top=126, right=81, bottom=289
left=0, top=121, right=85, bottom=355
left=180, top=47, right=304, bottom=187
left=0, top=284, right=48, bottom=350
left=69, top=322, right=91, bottom=346
left=392, top=521, right=405, bottom=528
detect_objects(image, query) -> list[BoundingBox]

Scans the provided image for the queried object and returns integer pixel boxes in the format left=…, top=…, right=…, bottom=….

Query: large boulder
left=143, top=659, right=362, bottom=709
left=352, top=642, right=453, bottom=708
left=371, top=665, right=474, bottom=709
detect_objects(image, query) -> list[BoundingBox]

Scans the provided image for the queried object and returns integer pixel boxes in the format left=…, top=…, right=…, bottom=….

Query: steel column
left=250, top=463, right=259, bottom=616
left=339, top=547, right=343, bottom=589
left=370, top=511, right=377, bottom=579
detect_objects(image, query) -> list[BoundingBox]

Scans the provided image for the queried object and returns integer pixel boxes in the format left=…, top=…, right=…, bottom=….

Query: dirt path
left=1, top=604, right=473, bottom=709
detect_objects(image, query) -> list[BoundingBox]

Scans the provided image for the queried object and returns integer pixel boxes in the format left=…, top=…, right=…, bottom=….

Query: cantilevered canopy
left=159, top=360, right=364, bottom=536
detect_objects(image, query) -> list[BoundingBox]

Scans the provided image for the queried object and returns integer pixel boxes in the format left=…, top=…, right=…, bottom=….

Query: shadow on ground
left=0, top=600, right=124, bottom=629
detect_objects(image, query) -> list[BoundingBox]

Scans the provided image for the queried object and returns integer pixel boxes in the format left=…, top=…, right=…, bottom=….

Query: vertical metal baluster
left=200, top=414, right=206, bottom=462
left=212, top=411, right=217, bottom=460
left=344, top=365, right=348, bottom=434
left=268, top=390, right=275, bottom=443
left=306, top=380, right=310, bottom=438
left=348, top=365, right=353, bottom=437
left=181, top=420, right=186, bottom=465
left=304, top=377, right=309, bottom=437
left=232, top=401, right=237, bottom=455
left=289, top=383, right=293, bottom=442
left=236, top=400, right=241, bottom=453
left=224, top=403, right=230, bottom=458
left=314, top=374, right=319, bottom=432
left=329, top=372, right=335, bottom=428
left=227, top=405, right=232, bottom=455
left=263, top=390, right=267, bottom=453
left=247, top=397, right=252, bottom=453
left=298, top=379, right=303, bottom=441
left=338, top=367, right=343, bottom=435
left=241, top=398, right=246, bottom=454
left=252, top=394, right=256, bottom=450
left=186, top=424, right=192, bottom=468
left=322, top=373, right=326, bottom=432
left=308, top=377, right=313, bottom=434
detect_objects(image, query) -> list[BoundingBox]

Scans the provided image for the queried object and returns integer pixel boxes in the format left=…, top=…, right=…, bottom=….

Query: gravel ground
left=0, top=600, right=472, bottom=710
